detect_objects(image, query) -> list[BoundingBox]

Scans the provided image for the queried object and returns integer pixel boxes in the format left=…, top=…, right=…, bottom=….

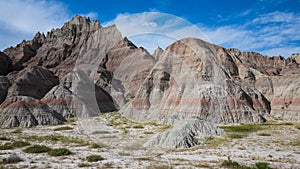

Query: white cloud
left=104, top=11, right=300, bottom=57
left=201, top=11, right=300, bottom=57
left=78, top=12, right=98, bottom=21
left=0, top=0, right=70, bottom=50
left=103, top=12, right=209, bottom=52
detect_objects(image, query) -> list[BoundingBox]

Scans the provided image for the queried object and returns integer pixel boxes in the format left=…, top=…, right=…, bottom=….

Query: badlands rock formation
left=0, top=96, right=65, bottom=128
left=145, top=117, right=225, bottom=148
left=0, top=16, right=299, bottom=149
left=122, top=38, right=271, bottom=124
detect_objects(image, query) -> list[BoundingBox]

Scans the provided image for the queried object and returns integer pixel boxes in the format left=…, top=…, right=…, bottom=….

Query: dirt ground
left=1, top=113, right=299, bottom=169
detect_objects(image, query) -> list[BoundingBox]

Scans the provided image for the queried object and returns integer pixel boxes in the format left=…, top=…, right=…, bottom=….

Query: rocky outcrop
left=152, top=47, right=164, bottom=60
left=227, top=49, right=300, bottom=122
left=7, top=66, right=59, bottom=99
left=1, top=15, right=299, bottom=131
left=93, top=37, right=156, bottom=106
left=0, top=76, right=10, bottom=104
left=270, top=77, right=300, bottom=121
left=0, top=52, right=11, bottom=75
left=291, top=53, right=300, bottom=64
left=42, top=85, right=74, bottom=118
left=144, top=117, right=225, bottom=148
left=71, top=70, right=118, bottom=117
left=0, top=96, right=65, bottom=128
left=122, top=38, right=270, bottom=124
left=3, top=32, right=45, bottom=71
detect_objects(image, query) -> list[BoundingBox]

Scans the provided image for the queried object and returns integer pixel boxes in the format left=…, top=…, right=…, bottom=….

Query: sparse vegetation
left=90, top=143, right=104, bottom=149
left=23, top=145, right=51, bottom=153
left=121, top=128, right=129, bottom=135
left=118, top=151, right=130, bottom=156
left=132, top=125, right=144, bottom=129
left=0, top=143, right=13, bottom=150
left=258, top=133, right=271, bottom=136
left=48, top=148, right=72, bottom=156
left=23, top=135, right=87, bottom=146
left=11, top=141, right=30, bottom=148
left=86, top=155, right=104, bottom=162
left=144, top=131, right=154, bottom=134
left=255, top=162, right=271, bottom=169
left=65, top=118, right=76, bottom=125
left=11, top=128, right=22, bottom=134
left=78, top=163, right=91, bottom=167
left=221, top=157, right=254, bottom=169
left=145, top=164, right=171, bottom=169
left=53, top=126, right=73, bottom=131
left=91, top=130, right=110, bottom=134
left=221, top=157, right=272, bottom=169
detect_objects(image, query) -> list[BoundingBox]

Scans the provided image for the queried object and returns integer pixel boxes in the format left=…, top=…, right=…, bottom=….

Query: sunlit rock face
left=1, top=15, right=300, bottom=129
left=121, top=38, right=271, bottom=124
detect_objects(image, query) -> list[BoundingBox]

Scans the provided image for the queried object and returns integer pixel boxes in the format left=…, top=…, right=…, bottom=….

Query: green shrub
left=0, top=143, right=13, bottom=150
left=48, top=148, right=72, bottom=156
left=54, top=126, right=73, bottom=131
left=91, top=130, right=110, bottom=135
left=78, top=163, right=91, bottom=167
left=23, top=145, right=51, bottom=153
left=90, top=143, right=102, bottom=149
left=11, top=128, right=22, bottom=134
left=221, top=157, right=255, bottom=169
left=220, top=124, right=261, bottom=133
left=258, top=133, right=271, bottom=136
left=132, top=125, right=144, bottom=129
left=11, top=141, right=30, bottom=148
left=228, top=133, right=245, bottom=138
left=255, top=162, right=271, bottom=169
left=86, top=155, right=104, bottom=162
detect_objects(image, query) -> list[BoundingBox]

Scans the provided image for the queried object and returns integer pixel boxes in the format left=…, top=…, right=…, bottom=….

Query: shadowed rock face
left=0, top=96, right=66, bottom=128
left=0, top=52, right=11, bottom=75
left=7, top=66, right=59, bottom=100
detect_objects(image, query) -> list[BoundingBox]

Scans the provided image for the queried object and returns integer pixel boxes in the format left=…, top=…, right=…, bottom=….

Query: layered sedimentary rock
left=1, top=15, right=299, bottom=131
left=7, top=66, right=59, bottom=100
left=145, top=117, right=225, bottom=148
left=0, top=96, right=65, bottom=128
left=122, top=38, right=270, bottom=124
left=0, top=52, right=11, bottom=75
left=42, top=85, right=74, bottom=118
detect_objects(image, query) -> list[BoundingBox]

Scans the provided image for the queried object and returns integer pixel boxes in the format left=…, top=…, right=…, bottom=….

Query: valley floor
left=0, top=113, right=299, bottom=169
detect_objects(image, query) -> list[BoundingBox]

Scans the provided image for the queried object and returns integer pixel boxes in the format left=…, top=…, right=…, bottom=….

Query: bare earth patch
left=0, top=114, right=299, bottom=168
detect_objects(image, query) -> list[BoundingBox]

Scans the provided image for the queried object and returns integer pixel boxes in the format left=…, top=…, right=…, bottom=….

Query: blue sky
left=0, top=0, right=299, bottom=57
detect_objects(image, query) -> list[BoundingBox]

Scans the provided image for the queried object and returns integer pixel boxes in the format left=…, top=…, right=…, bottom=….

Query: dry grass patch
left=53, top=126, right=73, bottom=131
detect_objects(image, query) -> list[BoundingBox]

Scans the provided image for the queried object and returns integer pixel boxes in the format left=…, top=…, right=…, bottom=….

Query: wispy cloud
left=105, top=11, right=299, bottom=57
left=103, top=12, right=208, bottom=53
left=0, top=0, right=70, bottom=50
left=202, top=11, right=300, bottom=57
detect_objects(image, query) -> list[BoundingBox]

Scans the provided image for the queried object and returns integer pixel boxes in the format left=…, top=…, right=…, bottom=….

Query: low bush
left=86, top=155, right=104, bottom=162
left=0, top=143, right=13, bottom=150
left=255, top=162, right=271, bottom=169
left=132, top=125, right=144, bottom=129
left=23, top=145, right=51, bottom=153
left=258, top=133, right=271, bottom=136
left=48, top=148, right=72, bottom=156
left=11, top=141, right=30, bottom=148
left=54, top=126, right=73, bottom=131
